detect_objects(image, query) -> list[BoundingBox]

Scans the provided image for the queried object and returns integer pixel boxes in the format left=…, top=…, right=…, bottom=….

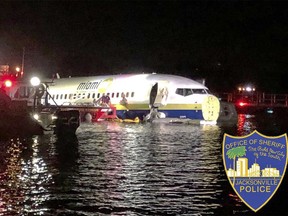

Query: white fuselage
left=45, top=73, right=220, bottom=120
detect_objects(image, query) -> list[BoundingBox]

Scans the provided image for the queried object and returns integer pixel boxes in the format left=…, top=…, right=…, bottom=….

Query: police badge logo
left=222, top=130, right=288, bottom=212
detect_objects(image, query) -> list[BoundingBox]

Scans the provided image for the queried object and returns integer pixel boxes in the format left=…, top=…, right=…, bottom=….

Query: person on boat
left=93, top=94, right=110, bottom=107
left=100, top=94, right=110, bottom=106
left=104, top=94, right=111, bottom=105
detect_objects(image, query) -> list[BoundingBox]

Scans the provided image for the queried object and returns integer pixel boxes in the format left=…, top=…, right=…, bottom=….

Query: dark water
left=0, top=111, right=288, bottom=216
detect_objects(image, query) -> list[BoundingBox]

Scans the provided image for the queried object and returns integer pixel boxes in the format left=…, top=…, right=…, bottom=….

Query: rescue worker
left=101, top=94, right=111, bottom=106
left=104, top=94, right=111, bottom=105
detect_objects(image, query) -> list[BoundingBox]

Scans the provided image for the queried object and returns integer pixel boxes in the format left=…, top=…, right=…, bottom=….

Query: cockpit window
left=192, top=89, right=207, bottom=94
left=205, top=89, right=211, bottom=94
left=176, top=88, right=208, bottom=96
left=175, top=88, right=193, bottom=96
left=186, top=89, right=193, bottom=96
left=176, top=88, right=184, bottom=96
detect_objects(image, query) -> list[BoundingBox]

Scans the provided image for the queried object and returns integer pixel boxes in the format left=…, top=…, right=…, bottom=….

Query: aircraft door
left=149, top=83, right=158, bottom=107
left=149, top=82, right=169, bottom=108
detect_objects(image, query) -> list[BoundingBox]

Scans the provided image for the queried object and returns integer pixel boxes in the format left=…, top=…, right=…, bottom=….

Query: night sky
left=1, top=1, right=288, bottom=92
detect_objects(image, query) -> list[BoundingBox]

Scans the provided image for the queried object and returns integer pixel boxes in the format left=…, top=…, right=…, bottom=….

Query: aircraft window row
left=52, top=92, right=134, bottom=100
left=175, top=88, right=207, bottom=96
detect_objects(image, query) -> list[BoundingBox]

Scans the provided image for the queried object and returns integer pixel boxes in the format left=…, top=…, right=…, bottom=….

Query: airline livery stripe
left=114, top=104, right=202, bottom=110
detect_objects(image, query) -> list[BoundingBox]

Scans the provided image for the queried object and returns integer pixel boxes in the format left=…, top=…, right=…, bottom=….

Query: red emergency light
left=238, top=101, right=247, bottom=107
left=4, top=79, right=13, bottom=88
left=1, top=74, right=16, bottom=88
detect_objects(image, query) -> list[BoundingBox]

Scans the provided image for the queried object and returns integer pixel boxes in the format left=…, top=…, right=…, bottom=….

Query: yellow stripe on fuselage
left=114, top=103, right=202, bottom=110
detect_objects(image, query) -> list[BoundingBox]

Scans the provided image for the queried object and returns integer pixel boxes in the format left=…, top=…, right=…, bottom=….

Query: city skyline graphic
left=227, top=157, right=280, bottom=178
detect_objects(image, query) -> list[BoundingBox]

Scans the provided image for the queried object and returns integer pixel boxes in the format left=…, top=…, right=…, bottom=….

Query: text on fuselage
left=77, top=81, right=101, bottom=90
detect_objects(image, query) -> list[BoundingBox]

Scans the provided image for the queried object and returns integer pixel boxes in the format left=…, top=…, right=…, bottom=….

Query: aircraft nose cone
left=201, top=95, right=220, bottom=121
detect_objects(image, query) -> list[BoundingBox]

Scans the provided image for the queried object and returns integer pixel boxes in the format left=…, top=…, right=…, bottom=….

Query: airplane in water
left=3, top=73, right=221, bottom=122
left=41, top=73, right=221, bottom=122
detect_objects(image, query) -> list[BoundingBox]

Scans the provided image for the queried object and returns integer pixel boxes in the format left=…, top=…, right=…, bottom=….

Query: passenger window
left=92, top=93, right=95, bottom=98
left=87, top=93, right=90, bottom=99
left=126, top=92, right=129, bottom=97
left=116, top=92, right=119, bottom=98
left=131, top=92, right=134, bottom=97
left=112, top=93, right=114, bottom=98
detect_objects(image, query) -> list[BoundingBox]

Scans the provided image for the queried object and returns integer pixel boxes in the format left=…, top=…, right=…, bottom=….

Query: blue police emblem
left=222, top=130, right=288, bottom=212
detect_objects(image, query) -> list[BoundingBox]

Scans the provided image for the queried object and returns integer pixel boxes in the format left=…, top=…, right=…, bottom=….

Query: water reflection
left=237, top=114, right=257, bottom=136
left=72, top=123, right=231, bottom=215
left=0, top=136, right=53, bottom=215
left=54, top=134, right=79, bottom=172
left=46, top=134, right=80, bottom=215
left=235, top=112, right=287, bottom=136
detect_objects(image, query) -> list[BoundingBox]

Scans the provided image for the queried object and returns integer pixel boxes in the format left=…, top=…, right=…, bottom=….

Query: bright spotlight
left=33, top=114, right=39, bottom=120
left=30, top=77, right=41, bottom=86
left=246, top=87, right=252, bottom=92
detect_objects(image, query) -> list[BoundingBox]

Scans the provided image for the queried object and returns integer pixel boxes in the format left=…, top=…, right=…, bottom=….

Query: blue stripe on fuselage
left=117, top=109, right=203, bottom=120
